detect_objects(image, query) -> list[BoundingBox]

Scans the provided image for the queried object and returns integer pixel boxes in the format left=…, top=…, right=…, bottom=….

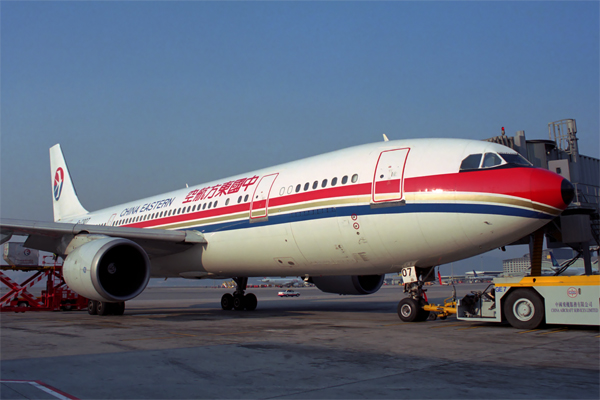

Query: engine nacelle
left=311, top=275, right=384, bottom=295
left=63, top=237, right=151, bottom=302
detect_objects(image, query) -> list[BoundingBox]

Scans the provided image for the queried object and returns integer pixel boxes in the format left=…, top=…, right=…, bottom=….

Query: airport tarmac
left=1, top=284, right=599, bottom=399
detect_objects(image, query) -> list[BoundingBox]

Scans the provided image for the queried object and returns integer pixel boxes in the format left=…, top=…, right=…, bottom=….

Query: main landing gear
left=87, top=300, right=125, bottom=316
left=221, top=277, right=257, bottom=311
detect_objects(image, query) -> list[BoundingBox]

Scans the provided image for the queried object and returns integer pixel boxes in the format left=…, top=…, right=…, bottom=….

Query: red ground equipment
left=1, top=265, right=88, bottom=312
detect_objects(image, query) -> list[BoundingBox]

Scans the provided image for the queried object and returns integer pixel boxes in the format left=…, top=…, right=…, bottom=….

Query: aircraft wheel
left=88, top=300, right=98, bottom=315
left=221, top=293, right=234, bottom=310
left=417, top=300, right=430, bottom=322
left=244, top=293, right=257, bottom=311
left=504, top=289, right=545, bottom=329
left=397, top=298, right=420, bottom=322
left=113, top=302, right=125, bottom=316
left=233, top=295, right=245, bottom=311
left=97, top=301, right=111, bottom=316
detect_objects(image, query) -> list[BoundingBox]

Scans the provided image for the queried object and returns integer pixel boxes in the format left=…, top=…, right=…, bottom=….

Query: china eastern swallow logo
left=53, top=167, right=64, bottom=201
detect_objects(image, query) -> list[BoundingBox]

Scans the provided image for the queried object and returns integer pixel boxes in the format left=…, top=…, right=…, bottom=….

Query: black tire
left=417, top=300, right=430, bottom=322
left=88, top=300, right=98, bottom=315
left=244, top=293, right=258, bottom=311
left=97, top=301, right=111, bottom=316
left=397, top=298, right=420, bottom=322
left=233, top=295, right=245, bottom=311
left=221, top=293, right=234, bottom=310
left=113, top=302, right=125, bottom=316
left=503, top=289, right=545, bottom=329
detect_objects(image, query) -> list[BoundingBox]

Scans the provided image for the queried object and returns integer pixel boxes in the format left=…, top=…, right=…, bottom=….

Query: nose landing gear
left=397, top=281, right=430, bottom=322
left=221, top=277, right=257, bottom=311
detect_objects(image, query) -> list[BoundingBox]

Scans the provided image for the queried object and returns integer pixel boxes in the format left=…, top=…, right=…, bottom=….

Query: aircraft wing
left=0, top=218, right=207, bottom=259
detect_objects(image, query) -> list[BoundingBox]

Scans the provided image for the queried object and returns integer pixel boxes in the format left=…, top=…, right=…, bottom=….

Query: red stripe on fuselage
left=123, top=167, right=564, bottom=228
left=404, top=167, right=566, bottom=209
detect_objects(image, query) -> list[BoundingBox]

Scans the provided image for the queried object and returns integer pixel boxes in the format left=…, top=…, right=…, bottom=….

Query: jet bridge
left=486, top=118, right=599, bottom=275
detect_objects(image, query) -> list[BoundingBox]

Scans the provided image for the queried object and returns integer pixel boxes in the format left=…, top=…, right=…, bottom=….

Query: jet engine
left=311, top=275, right=384, bottom=295
left=63, top=237, right=151, bottom=302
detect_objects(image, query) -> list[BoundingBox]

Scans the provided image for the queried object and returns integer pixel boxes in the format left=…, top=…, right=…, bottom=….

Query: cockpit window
left=499, top=153, right=532, bottom=167
left=482, top=152, right=503, bottom=168
left=459, top=154, right=482, bottom=171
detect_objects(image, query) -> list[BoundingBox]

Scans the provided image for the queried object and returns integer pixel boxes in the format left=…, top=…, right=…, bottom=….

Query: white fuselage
left=60, top=139, right=568, bottom=279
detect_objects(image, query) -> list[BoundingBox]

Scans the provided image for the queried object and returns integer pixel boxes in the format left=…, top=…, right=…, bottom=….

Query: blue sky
left=1, top=2, right=598, bottom=272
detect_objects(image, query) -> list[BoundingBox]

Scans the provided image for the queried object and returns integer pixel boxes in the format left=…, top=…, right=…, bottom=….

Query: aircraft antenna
left=382, top=134, right=389, bottom=142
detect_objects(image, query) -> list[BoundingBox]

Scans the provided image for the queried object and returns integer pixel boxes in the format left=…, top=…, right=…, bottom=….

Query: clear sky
left=1, top=2, right=598, bottom=272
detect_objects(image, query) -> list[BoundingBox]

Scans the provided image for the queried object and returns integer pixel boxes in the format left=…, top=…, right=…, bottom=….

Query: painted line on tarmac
left=517, top=329, right=540, bottom=334
left=538, top=328, right=568, bottom=335
left=1, top=380, right=79, bottom=400
left=121, top=330, right=259, bottom=341
left=428, top=323, right=466, bottom=329
left=456, top=326, right=482, bottom=331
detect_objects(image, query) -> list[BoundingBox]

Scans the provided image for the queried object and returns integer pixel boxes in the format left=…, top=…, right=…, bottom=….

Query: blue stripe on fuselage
left=181, top=202, right=553, bottom=234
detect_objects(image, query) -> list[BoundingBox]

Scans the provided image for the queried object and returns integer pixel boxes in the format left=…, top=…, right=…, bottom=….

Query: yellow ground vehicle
left=456, top=275, right=600, bottom=329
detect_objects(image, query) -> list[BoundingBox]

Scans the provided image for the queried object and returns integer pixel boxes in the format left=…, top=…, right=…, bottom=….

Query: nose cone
left=561, top=179, right=575, bottom=206
left=529, top=168, right=573, bottom=212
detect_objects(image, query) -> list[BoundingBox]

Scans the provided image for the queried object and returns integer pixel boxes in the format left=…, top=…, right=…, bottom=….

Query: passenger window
left=295, top=184, right=301, bottom=193
left=238, top=196, right=242, bottom=203
left=482, top=153, right=503, bottom=168
left=351, top=174, right=358, bottom=183
left=214, top=200, right=218, bottom=207
left=225, top=198, right=230, bottom=206
left=304, top=182, right=309, bottom=191
left=208, top=202, right=212, bottom=209
left=459, top=154, right=482, bottom=171
left=279, top=187, right=285, bottom=196
left=287, top=185, right=293, bottom=194
left=187, top=206, right=191, bottom=212
left=321, top=179, right=328, bottom=188
left=342, top=175, right=348, bottom=184
left=202, top=203, right=207, bottom=210
left=244, top=194, right=249, bottom=202
left=331, top=177, right=338, bottom=186
left=312, top=181, right=318, bottom=189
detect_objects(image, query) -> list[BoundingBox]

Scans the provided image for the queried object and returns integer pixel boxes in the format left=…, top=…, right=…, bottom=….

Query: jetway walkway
left=486, top=118, right=599, bottom=275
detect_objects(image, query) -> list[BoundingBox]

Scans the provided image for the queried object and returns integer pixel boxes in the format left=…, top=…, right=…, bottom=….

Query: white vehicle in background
left=278, top=289, right=300, bottom=297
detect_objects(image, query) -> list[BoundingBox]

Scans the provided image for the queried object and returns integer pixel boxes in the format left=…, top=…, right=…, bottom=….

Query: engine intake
left=311, top=275, right=384, bottom=295
left=63, top=237, right=150, bottom=302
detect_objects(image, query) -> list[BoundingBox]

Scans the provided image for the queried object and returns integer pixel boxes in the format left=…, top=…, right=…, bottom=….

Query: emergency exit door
left=372, top=148, right=410, bottom=203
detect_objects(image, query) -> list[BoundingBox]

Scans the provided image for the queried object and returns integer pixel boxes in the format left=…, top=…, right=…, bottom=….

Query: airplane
left=0, top=137, right=574, bottom=320
left=547, top=251, right=599, bottom=276
left=466, top=270, right=500, bottom=282
left=260, top=277, right=303, bottom=287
